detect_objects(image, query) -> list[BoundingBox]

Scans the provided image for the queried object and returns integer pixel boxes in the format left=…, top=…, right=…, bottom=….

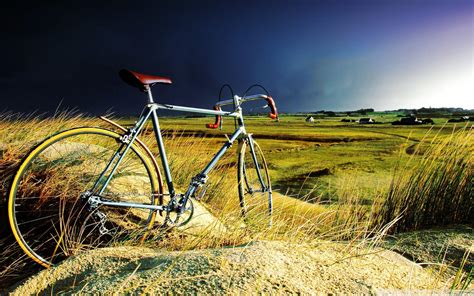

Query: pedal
left=194, top=185, right=207, bottom=201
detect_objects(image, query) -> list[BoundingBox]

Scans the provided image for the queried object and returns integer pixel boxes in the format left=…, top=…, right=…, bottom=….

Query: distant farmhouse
left=358, top=118, right=375, bottom=124
left=306, top=116, right=315, bottom=123
left=402, top=117, right=422, bottom=125
left=448, top=116, right=473, bottom=123
left=392, top=117, right=434, bottom=125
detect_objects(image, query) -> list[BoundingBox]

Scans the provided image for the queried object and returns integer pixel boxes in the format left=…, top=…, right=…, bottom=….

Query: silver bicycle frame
left=89, top=89, right=267, bottom=211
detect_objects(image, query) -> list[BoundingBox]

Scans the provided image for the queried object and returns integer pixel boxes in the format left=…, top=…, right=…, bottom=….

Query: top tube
left=155, top=103, right=239, bottom=117
left=154, top=93, right=269, bottom=115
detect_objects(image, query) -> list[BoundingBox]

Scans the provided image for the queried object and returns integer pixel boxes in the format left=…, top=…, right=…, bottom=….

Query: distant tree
left=356, top=108, right=374, bottom=115
left=323, top=111, right=336, bottom=117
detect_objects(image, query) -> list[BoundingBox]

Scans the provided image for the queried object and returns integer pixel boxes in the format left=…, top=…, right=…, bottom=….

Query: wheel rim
left=8, top=128, right=158, bottom=267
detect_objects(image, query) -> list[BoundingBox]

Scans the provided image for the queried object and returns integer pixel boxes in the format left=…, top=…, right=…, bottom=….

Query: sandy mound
left=13, top=240, right=443, bottom=294
left=179, top=200, right=228, bottom=235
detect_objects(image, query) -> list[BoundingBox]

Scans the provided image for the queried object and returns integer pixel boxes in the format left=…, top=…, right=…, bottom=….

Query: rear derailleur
left=80, top=191, right=114, bottom=235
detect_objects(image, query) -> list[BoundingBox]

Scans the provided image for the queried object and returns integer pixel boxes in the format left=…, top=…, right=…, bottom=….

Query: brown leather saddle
left=119, top=69, right=172, bottom=91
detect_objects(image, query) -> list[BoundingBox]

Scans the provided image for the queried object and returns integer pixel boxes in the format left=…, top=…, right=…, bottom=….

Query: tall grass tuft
left=375, top=125, right=473, bottom=233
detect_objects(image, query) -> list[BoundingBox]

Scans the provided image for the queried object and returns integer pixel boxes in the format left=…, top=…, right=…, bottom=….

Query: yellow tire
left=8, top=127, right=161, bottom=267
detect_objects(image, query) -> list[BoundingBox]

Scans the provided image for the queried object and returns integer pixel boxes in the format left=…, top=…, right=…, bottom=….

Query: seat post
left=144, top=85, right=155, bottom=103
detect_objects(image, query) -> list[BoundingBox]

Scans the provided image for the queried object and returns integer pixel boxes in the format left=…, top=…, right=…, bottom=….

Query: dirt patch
left=12, top=240, right=442, bottom=294
left=405, top=143, right=432, bottom=155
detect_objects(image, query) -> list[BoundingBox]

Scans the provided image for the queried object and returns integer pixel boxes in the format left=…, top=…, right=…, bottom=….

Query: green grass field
left=121, top=113, right=467, bottom=204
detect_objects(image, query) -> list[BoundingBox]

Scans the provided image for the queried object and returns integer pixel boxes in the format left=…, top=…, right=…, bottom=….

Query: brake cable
left=218, top=84, right=235, bottom=129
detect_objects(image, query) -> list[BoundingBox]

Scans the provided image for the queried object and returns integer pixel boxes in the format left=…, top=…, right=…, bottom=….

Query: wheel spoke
left=9, top=128, right=159, bottom=267
left=16, top=214, right=58, bottom=226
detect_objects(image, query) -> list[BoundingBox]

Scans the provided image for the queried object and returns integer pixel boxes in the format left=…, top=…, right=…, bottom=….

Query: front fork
left=246, top=135, right=267, bottom=192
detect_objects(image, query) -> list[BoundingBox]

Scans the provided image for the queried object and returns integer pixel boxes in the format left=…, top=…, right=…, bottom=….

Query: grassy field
left=127, top=113, right=468, bottom=204
left=0, top=112, right=472, bottom=291
left=0, top=112, right=471, bottom=233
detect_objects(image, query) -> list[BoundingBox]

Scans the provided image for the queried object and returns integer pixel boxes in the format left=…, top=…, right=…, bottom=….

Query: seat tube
left=150, top=109, right=175, bottom=196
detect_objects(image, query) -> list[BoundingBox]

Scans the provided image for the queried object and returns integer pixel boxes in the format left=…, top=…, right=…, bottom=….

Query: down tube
left=201, top=128, right=243, bottom=176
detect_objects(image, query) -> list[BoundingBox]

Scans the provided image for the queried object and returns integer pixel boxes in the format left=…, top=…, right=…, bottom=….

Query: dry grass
left=0, top=113, right=472, bottom=292
left=375, top=124, right=473, bottom=232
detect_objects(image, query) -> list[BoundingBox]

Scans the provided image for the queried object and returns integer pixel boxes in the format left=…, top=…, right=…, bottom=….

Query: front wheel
left=7, top=127, right=161, bottom=267
left=238, top=138, right=272, bottom=227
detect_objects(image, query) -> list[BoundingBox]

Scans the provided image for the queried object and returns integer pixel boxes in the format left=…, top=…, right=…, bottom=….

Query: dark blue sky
left=1, top=0, right=472, bottom=115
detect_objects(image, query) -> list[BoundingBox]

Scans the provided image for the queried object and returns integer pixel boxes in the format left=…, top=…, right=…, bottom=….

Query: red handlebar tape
left=264, top=96, right=278, bottom=120
left=206, top=105, right=222, bottom=129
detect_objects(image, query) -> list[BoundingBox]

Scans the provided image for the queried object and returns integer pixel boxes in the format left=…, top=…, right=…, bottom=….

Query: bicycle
left=7, top=69, right=279, bottom=268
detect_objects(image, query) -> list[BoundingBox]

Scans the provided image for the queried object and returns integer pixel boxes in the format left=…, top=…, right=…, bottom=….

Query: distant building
left=448, top=116, right=472, bottom=123
left=421, top=118, right=434, bottom=125
left=400, top=117, right=422, bottom=125
left=306, top=116, right=315, bottom=123
left=392, top=117, right=423, bottom=125
left=358, top=118, right=375, bottom=124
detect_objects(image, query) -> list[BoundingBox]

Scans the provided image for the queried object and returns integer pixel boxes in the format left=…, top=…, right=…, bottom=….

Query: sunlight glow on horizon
left=383, top=11, right=473, bottom=110
left=375, top=61, right=473, bottom=110
left=309, top=8, right=473, bottom=112
left=411, top=70, right=473, bottom=109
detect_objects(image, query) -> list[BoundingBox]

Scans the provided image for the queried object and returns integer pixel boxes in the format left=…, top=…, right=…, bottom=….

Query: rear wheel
left=8, top=127, right=161, bottom=267
left=238, top=138, right=272, bottom=227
